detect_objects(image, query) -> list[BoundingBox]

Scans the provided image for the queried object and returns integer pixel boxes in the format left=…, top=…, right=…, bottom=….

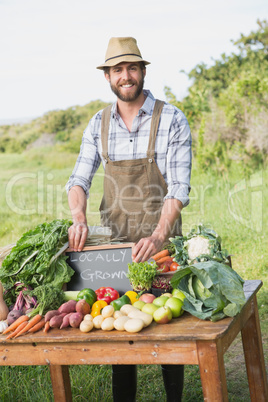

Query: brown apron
left=99, top=100, right=182, bottom=242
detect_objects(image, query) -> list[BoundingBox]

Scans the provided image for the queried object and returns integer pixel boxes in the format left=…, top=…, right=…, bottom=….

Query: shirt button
left=130, top=139, right=133, bottom=142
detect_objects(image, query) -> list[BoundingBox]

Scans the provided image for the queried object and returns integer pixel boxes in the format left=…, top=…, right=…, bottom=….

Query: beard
left=110, top=74, right=145, bottom=102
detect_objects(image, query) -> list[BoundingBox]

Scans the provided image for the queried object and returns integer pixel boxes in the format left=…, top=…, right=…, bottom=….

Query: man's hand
left=132, top=235, right=164, bottom=263
left=68, top=222, right=88, bottom=252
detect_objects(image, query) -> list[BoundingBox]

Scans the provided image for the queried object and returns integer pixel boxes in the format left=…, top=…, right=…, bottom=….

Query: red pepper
left=95, top=287, right=120, bottom=304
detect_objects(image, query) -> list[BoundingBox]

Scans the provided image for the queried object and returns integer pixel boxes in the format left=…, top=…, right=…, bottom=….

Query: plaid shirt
left=66, top=90, right=192, bottom=207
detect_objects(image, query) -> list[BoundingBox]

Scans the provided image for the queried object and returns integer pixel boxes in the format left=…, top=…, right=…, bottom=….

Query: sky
left=0, top=0, right=267, bottom=123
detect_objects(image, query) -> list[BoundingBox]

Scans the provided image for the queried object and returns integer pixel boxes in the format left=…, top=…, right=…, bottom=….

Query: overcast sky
left=0, top=0, right=267, bottom=122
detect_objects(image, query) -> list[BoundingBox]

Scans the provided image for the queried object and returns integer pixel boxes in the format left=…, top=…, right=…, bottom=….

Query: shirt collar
left=111, top=89, right=156, bottom=119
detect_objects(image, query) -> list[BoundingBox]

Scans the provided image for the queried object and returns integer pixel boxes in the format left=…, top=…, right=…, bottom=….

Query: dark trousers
left=112, top=364, right=184, bottom=402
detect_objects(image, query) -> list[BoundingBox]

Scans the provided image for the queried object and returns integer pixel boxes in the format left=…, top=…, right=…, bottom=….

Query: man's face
left=105, top=62, right=146, bottom=102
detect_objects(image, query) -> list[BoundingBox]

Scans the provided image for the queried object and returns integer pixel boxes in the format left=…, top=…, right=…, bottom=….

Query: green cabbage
left=170, top=261, right=246, bottom=321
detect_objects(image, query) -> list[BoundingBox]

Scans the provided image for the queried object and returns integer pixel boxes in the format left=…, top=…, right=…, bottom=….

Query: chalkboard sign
left=65, top=243, right=134, bottom=294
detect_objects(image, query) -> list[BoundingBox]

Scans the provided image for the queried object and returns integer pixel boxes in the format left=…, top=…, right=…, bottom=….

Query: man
left=66, top=37, right=192, bottom=401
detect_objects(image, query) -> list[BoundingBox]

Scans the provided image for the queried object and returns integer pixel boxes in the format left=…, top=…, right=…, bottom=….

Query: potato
left=58, top=300, right=77, bottom=314
left=60, top=312, right=73, bottom=329
left=113, top=310, right=124, bottom=319
left=76, top=299, right=91, bottom=316
left=80, top=320, right=93, bottom=333
left=45, top=310, right=61, bottom=323
left=101, top=317, right=115, bottom=331
left=93, top=315, right=104, bottom=329
left=128, top=311, right=153, bottom=327
left=120, top=304, right=139, bottom=316
left=50, top=314, right=65, bottom=328
left=124, top=318, right=144, bottom=333
left=114, top=316, right=130, bottom=331
left=101, top=305, right=114, bottom=318
left=69, top=312, right=83, bottom=328
left=83, top=314, right=93, bottom=321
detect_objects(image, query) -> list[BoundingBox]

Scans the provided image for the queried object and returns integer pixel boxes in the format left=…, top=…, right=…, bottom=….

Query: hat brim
left=97, top=55, right=150, bottom=70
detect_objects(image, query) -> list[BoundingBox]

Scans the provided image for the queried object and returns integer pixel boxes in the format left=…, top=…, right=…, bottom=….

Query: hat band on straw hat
left=105, top=53, right=142, bottom=63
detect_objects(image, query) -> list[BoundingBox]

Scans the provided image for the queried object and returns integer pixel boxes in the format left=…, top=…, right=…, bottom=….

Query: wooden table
left=0, top=280, right=267, bottom=402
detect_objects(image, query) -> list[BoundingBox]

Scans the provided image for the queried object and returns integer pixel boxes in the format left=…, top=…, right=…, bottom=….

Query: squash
left=0, top=282, right=9, bottom=321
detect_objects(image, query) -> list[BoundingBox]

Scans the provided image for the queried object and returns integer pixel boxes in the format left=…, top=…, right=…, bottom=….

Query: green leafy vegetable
left=0, top=219, right=74, bottom=305
left=127, top=261, right=157, bottom=291
left=170, top=224, right=229, bottom=266
left=27, top=284, right=65, bottom=317
left=170, top=261, right=246, bottom=321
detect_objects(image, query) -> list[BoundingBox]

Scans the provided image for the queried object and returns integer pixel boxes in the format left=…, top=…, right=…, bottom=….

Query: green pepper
left=110, top=294, right=131, bottom=311
left=77, top=288, right=97, bottom=307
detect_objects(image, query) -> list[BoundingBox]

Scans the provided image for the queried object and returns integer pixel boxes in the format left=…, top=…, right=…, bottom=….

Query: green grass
left=0, top=150, right=267, bottom=401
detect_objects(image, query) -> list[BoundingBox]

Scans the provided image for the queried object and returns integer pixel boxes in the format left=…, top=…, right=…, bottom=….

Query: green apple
left=133, top=300, right=146, bottom=310
left=171, top=288, right=186, bottom=302
left=161, top=293, right=173, bottom=298
left=153, top=306, right=172, bottom=324
left=141, top=303, right=159, bottom=316
left=165, top=297, right=184, bottom=318
left=153, top=296, right=169, bottom=307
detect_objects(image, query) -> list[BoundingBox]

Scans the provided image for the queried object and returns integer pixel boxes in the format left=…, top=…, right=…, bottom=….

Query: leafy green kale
left=170, top=224, right=229, bottom=266
left=0, top=219, right=74, bottom=305
left=170, top=261, right=246, bottom=321
left=27, top=284, right=65, bottom=317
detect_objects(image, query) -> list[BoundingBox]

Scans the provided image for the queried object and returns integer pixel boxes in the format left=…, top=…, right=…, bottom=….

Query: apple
left=141, top=303, right=159, bottom=316
left=171, top=288, right=186, bottom=302
left=153, top=306, right=172, bottom=324
left=153, top=296, right=169, bottom=307
left=139, top=293, right=156, bottom=303
left=165, top=297, right=184, bottom=318
left=133, top=300, right=146, bottom=310
left=161, top=293, right=172, bottom=298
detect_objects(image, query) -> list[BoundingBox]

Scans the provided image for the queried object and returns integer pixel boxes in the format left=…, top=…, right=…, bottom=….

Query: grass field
left=0, top=149, right=267, bottom=401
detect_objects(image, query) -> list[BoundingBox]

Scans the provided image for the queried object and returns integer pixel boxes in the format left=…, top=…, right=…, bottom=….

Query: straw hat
left=96, top=37, right=150, bottom=70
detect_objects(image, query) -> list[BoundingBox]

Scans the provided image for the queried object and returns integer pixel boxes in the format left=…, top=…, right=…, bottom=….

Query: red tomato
left=170, top=262, right=179, bottom=271
left=157, top=260, right=173, bottom=272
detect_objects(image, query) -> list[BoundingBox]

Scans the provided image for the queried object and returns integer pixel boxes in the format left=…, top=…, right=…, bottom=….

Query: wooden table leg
left=49, top=365, right=72, bottom=402
left=197, top=340, right=228, bottom=402
left=241, top=295, right=268, bottom=402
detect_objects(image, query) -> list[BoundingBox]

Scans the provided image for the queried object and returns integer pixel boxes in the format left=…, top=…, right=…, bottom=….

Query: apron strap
left=101, top=99, right=164, bottom=161
left=101, top=104, right=113, bottom=161
left=147, top=100, right=165, bottom=159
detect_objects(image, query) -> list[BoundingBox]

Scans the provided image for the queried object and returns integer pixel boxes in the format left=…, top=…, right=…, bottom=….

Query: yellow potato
left=80, top=320, right=93, bottom=333
left=83, top=314, right=93, bottom=321
left=101, top=305, right=115, bottom=318
left=128, top=310, right=153, bottom=327
left=124, top=318, right=144, bottom=333
left=101, top=317, right=115, bottom=331
left=93, top=315, right=105, bottom=329
left=114, top=316, right=130, bottom=331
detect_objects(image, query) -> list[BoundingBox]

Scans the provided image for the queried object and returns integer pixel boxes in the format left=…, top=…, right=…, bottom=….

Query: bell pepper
left=95, top=286, right=119, bottom=304
left=91, top=300, right=108, bottom=318
left=110, top=294, right=131, bottom=311
left=124, top=290, right=139, bottom=305
left=77, top=288, right=97, bottom=307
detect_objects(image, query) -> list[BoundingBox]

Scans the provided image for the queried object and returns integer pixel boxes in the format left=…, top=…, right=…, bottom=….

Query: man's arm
left=132, top=198, right=182, bottom=262
left=68, top=186, right=88, bottom=252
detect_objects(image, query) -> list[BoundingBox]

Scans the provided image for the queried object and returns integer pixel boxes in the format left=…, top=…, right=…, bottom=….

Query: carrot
left=43, top=321, right=50, bottom=334
left=14, top=314, right=43, bottom=338
left=28, top=318, right=45, bottom=333
left=2, top=315, right=30, bottom=334
left=156, top=256, right=173, bottom=265
left=151, top=249, right=170, bottom=261
left=5, top=321, right=28, bottom=340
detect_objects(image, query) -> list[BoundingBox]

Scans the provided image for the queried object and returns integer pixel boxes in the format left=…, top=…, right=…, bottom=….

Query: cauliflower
left=186, top=236, right=211, bottom=261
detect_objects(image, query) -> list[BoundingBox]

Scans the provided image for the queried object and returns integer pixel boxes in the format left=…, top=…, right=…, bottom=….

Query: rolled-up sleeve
left=65, top=116, right=102, bottom=198
left=164, top=110, right=192, bottom=207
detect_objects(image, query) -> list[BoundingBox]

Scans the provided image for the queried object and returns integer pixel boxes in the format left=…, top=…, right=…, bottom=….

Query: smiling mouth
left=121, top=84, right=134, bottom=88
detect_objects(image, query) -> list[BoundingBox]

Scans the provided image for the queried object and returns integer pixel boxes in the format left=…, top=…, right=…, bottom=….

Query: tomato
left=157, top=260, right=173, bottom=272
left=170, top=262, right=179, bottom=271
